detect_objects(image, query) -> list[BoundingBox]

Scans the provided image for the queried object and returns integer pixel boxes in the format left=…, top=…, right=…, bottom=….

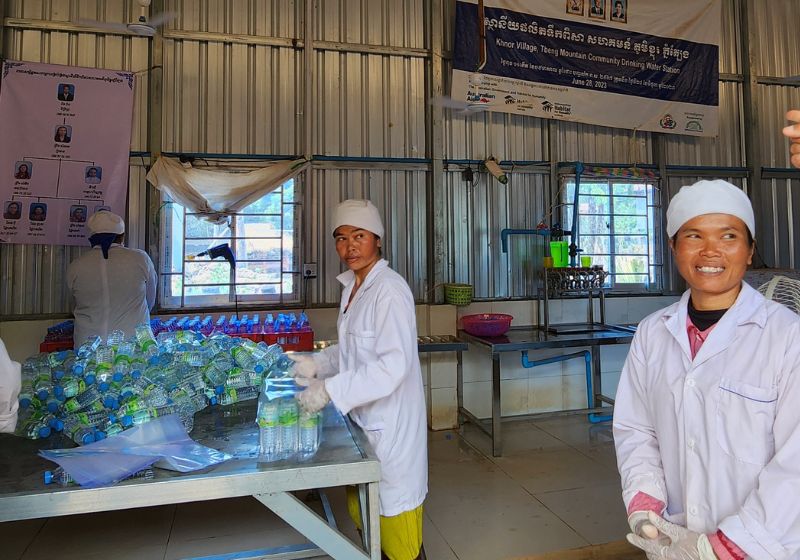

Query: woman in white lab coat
left=615, top=180, right=800, bottom=560
left=0, top=338, right=21, bottom=433
left=291, top=199, right=427, bottom=560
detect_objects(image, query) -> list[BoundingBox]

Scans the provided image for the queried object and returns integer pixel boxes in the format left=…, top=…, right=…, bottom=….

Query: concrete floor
left=1, top=415, right=639, bottom=560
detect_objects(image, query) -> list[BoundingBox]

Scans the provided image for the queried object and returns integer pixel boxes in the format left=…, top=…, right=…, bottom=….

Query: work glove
left=783, top=110, right=800, bottom=168
left=297, top=379, right=330, bottom=414
left=288, top=353, right=319, bottom=381
left=627, top=512, right=717, bottom=560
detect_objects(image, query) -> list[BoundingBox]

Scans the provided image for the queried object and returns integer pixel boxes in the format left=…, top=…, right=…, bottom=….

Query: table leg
left=591, top=346, right=602, bottom=407
left=456, top=350, right=464, bottom=427
left=367, top=482, right=381, bottom=560
left=255, top=491, right=370, bottom=559
left=492, top=352, right=502, bottom=457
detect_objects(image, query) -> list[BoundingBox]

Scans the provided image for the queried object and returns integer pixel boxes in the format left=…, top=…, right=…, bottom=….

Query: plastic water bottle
left=107, top=329, right=126, bottom=347
left=77, top=335, right=102, bottom=358
left=278, top=398, right=299, bottom=457
left=114, top=342, right=134, bottom=376
left=218, top=385, right=260, bottom=405
left=177, top=350, right=206, bottom=367
left=231, top=346, right=256, bottom=369
left=135, top=325, right=159, bottom=358
left=59, top=376, right=86, bottom=399
left=63, top=386, right=102, bottom=413
left=18, top=378, right=35, bottom=409
left=133, top=377, right=169, bottom=407
left=16, top=410, right=51, bottom=439
left=258, top=399, right=280, bottom=459
left=33, top=371, right=53, bottom=401
left=299, top=410, right=321, bottom=455
left=224, top=369, right=259, bottom=390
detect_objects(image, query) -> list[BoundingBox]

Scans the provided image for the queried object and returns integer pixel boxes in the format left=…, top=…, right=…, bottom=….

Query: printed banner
left=0, top=61, right=134, bottom=245
left=452, top=0, right=720, bottom=136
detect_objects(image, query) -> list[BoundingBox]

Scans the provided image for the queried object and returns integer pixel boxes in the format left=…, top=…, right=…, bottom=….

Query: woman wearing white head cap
left=615, top=180, right=800, bottom=560
left=67, top=210, right=157, bottom=346
left=289, top=199, right=427, bottom=560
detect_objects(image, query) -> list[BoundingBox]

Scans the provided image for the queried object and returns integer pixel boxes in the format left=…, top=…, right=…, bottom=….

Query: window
left=563, top=177, right=662, bottom=291
left=160, top=180, right=300, bottom=308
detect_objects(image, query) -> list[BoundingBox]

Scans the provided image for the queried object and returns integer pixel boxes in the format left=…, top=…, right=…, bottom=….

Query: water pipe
left=568, top=161, right=584, bottom=267
left=500, top=228, right=550, bottom=253
left=520, top=349, right=611, bottom=423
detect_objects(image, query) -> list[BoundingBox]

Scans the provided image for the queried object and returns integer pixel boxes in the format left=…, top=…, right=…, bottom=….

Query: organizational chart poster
left=0, top=61, right=134, bottom=245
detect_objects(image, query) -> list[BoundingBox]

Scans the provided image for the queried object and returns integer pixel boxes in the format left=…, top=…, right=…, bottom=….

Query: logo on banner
left=659, top=114, right=677, bottom=129
left=542, top=100, right=554, bottom=112
left=685, top=120, right=703, bottom=132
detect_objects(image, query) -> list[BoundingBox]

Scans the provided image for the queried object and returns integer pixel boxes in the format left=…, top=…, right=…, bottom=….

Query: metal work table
left=458, top=325, right=635, bottom=457
left=0, top=401, right=382, bottom=560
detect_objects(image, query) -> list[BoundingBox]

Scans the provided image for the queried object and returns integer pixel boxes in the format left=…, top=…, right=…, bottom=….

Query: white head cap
left=666, top=179, right=755, bottom=238
left=87, top=210, right=125, bottom=235
left=331, top=199, right=385, bottom=239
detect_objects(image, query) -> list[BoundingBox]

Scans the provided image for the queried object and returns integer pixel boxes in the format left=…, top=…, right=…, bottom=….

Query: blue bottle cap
left=80, top=432, right=94, bottom=445
left=131, top=369, right=142, bottom=379
left=19, top=396, right=31, bottom=409
left=54, top=385, right=65, bottom=398
left=38, top=426, right=52, bottom=439
left=215, top=385, right=224, bottom=395
left=46, top=400, right=59, bottom=413
left=113, top=371, right=123, bottom=382
left=50, top=418, right=64, bottom=431
left=120, top=415, right=133, bottom=427
left=148, top=356, right=160, bottom=366
left=84, top=373, right=96, bottom=385
left=99, top=381, right=110, bottom=392
left=104, top=397, right=119, bottom=410
left=94, top=430, right=107, bottom=441
left=108, top=412, right=117, bottom=423
left=53, top=369, right=65, bottom=380
left=44, top=471, right=54, bottom=484
left=36, top=389, right=49, bottom=401
left=209, top=396, right=218, bottom=406
left=254, top=364, right=264, bottom=374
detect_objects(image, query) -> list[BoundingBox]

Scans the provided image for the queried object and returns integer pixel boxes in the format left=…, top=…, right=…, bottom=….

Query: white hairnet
left=331, top=199, right=385, bottom=238
left=666, top=179, right=755, bottom=238
left=87, top=210, right=125, bottom=235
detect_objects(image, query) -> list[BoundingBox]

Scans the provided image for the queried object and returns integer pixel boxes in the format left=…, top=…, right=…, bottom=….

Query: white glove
left=288, top=353, right=319, bottom=381
left=297, top=379, right=330, bottom=414
left=783, top=110, right=800, bottom=168
left=627, top=512, right=717, bottom=560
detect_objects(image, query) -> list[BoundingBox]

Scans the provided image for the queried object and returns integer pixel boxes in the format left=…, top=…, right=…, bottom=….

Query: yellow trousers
left=346, top=486, right=423, bottom=560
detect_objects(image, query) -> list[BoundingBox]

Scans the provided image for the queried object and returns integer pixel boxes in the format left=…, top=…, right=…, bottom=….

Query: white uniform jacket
left=0, top=338, right=21, bottom=433
left=313, top=259, right=428, bottom=517
left=67, top=244, right=157, bottom=345
left=614, top=282, right=800, bottom=559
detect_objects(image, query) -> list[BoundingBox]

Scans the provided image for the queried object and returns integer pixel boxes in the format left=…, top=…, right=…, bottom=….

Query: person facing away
left=67, top=210, right=157, bottom=346
left=615, top=179, right=800, bottom=560
left=288, top=199, right=428, bottom=560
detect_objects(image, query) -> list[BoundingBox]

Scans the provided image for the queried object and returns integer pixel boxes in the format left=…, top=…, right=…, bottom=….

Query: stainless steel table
left=0, top=401, right=382, bottom=560
left=458, top=325, right=635, bottom=457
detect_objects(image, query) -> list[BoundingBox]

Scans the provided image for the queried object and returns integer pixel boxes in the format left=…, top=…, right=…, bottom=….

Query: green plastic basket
left=444, top=283, right=473, bottom=306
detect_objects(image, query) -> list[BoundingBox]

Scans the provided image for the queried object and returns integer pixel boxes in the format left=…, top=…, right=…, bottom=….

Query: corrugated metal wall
left=2, top=0, right=799, bottom=317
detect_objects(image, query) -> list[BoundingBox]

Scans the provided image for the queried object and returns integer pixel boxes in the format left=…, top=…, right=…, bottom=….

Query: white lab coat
left=0, top=338, right=21, bottom=433
left=67, top=244, right=157, bottom=346
left=614, top=282, right=800, bottom=559
left=313, top=259, right=428, bottom=517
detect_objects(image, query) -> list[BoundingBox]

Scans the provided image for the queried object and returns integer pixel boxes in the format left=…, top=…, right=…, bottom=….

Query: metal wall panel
left=719, top=0, right=742, bottom=75
left=166, top=0, right=301, bottom=37
left=162, top=39, right=302, bottom=154
left=764, top=178, right=800, bottom=270
left=444, top=111, right=548, bottom=162
left=315, top=52, right=427, bottom=158
left=315, top=0, right=425, bottom=48
left=751, top=0, right=800, bottom=78
left=755, top=85, right=800, bottom=168
left=443, top=171, right=548, bottom=299
left=554, top=122, right=654, bottom=165
left=306, top=168, right=428, bottom=304
left=663, top=82, right=744, bottom=167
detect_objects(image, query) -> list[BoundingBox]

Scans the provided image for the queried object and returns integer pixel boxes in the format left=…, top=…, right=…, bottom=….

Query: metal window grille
left=159, top=180, right=300, bottom=308
left=563, top=177, right=663, bottom=292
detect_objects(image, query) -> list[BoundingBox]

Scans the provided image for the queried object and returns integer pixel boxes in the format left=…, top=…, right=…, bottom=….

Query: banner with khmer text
left=452, top=0, right=720, bottom=136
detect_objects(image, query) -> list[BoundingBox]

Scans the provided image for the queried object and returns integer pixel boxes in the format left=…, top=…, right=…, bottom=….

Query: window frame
left=561, top=175, right=663, bottom=294
left=158, top=179, right=301, bottom=310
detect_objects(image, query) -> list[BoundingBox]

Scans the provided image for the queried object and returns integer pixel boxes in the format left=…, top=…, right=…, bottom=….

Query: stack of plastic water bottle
left=15, top=323, right=294, bottom=448
left=256, top=377, right=321, bottom=462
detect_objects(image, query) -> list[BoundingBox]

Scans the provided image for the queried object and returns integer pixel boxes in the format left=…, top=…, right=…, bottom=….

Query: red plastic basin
left=461, top=313, right=513, bottom=337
